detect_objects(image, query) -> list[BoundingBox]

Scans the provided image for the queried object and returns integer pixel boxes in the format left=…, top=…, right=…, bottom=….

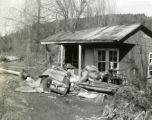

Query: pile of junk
left=16, top=64, right=126, bottom=100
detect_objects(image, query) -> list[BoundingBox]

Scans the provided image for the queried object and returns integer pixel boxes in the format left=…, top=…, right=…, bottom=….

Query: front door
left=97, top=49, right=119, bottom=72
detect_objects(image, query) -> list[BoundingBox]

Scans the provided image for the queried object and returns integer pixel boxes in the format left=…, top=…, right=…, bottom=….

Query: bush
left=114, top=85, right=151, bottom=111
left=115, top=86, right=151, bottom=110
left=108, top=85, right=152, bottom=119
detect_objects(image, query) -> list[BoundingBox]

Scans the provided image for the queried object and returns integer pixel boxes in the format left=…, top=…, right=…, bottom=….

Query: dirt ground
left=0, top=61, right=104, bottom=120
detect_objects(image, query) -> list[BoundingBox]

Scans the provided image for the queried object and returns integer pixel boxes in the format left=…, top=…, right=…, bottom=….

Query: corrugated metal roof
left=41, top=24, right=142, bottom=44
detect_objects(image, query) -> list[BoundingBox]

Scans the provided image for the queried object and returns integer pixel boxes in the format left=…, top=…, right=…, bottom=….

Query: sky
left=0, top=0, right=24, bottom=35
left=116, top=0, right=152, bottom=16
left=0, top=0, right=152, bottom=35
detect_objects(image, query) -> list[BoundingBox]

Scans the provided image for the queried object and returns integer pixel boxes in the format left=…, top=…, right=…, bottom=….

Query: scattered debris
left=78, top=82, right=119, bottom=94
left=11, top=63, right=125, bottom=103
left=15, top=86, right=38, bottom=93
left=134, top=111, right=145, bottom=120
left=15, top=77, right=43, bottom=93
left=145, top=109, right=152, bottom=120
left=40, top=67, right=71, bottom=95
left=77, top=91, right=99, bottom=99
left=0, top=68, right=20, bottom=76
left=20, top=69, right=31, bottom=80
left=81, top=65, right=101, bottom=82
left=64, top=63, right=75, bottom=70
left=50, top=75, right=70, bottom=95
left=0, top=56, right=20, bottom=62
left=48, top=95, right=56, bottom=99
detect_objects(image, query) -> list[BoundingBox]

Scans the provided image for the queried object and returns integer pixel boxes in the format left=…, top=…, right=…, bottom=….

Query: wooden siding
left=120, top=30, right=152, bottom=83
left=83, top=43, right=122, bottom=68
left=84, top=47, right=94, bottom=66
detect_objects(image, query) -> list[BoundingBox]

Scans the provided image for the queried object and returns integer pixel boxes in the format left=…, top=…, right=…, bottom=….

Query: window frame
left=97, top=48, right=119, bottom=73
left=98, top=50, right=106, bottom=72
left=148, top=52, right=152, bottom=77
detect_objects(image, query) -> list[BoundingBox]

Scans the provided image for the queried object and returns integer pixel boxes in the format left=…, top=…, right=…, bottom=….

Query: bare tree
left=84, top=0, right=117, bottom=26
left=0, top=0, right=54, bottom=66
left=54, top=0, right=91, bottom=32
left=53, top=0, right=117, bottom=31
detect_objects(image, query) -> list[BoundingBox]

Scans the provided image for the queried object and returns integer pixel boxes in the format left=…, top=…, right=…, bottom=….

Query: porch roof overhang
left=41, top=39, right=116, bottom=44
left=40, top=24, right=152, bottom=45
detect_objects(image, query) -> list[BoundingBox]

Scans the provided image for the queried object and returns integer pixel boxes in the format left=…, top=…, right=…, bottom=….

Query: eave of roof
left=41, top=39, right=116, bottom=44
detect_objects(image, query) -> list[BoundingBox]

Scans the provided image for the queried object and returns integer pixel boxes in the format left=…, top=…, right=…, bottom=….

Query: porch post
left=45, top=44, right=50, bottom=66
left=60, top=44, right=64, bottom=68
left=78, top=44, right=82, bottom=80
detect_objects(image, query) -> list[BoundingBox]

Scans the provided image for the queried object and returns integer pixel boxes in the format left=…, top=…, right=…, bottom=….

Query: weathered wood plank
left=0, top=68, right=20, bottom=76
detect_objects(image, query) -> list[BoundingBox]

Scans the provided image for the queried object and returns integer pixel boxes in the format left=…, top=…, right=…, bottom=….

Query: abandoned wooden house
left=41, top=24, right=152, bottom=81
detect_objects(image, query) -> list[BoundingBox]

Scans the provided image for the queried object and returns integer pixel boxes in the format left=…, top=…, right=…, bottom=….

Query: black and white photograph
left=0, top=0, right=152, bottom=120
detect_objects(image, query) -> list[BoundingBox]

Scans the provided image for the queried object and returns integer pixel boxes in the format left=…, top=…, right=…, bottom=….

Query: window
left=109, top=50, right=118, bottom=69
left=98, top=49, right=119, bottom=72
left=98, top=50, right=106, bottom=72
left=148, top=52, right=152, bottom=76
